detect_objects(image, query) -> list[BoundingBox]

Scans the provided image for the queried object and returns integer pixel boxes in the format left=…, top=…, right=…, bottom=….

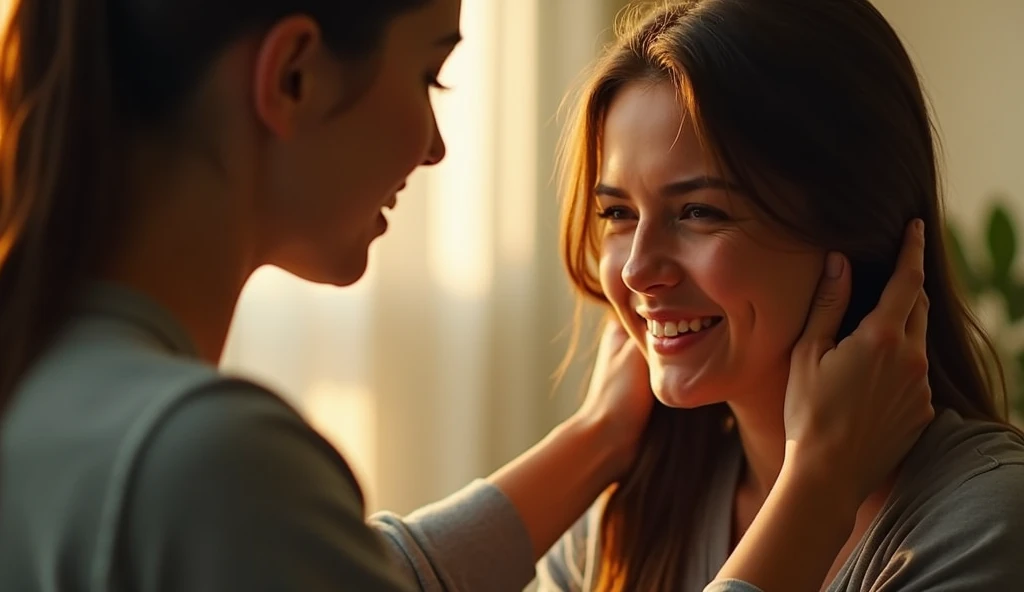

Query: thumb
left=799, top=252, right=852, bottom=353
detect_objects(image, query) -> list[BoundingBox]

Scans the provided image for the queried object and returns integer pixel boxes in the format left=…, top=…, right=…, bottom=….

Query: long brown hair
left=557, top=1, right=1008, bottom=589
left=0, top=0, right=428, bottom=418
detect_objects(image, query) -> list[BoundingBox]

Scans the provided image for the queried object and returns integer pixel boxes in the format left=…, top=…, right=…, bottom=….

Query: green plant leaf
left=1005, top=281, right=1024, bottom=322
left=986, top=205, right=1016, bottom=284
left=945, top=223, right=984, bottom=295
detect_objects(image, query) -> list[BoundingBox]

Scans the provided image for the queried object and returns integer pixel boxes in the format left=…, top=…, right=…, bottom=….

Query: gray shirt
left=539, top=408, right=1024, bottom=591
left=0, top=284, right=536, bottom=591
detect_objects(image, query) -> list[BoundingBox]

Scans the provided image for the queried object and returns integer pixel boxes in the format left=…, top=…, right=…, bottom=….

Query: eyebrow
left=435, top=31, right=463, bottom=48
left=594, top=176, right=742, bottom=199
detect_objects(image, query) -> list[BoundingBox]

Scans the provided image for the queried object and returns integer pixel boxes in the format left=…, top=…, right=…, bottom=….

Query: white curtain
left=222, top=0, right=623, bottom=514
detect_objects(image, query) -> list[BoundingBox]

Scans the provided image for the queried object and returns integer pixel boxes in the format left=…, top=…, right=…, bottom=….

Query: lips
left=384, top=182, right=406, bottom=210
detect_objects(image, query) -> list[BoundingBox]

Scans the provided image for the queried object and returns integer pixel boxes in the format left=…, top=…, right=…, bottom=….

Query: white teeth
left=648, top=318, right=718, bottom=338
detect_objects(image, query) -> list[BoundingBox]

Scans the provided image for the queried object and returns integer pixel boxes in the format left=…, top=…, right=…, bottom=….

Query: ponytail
left=0, top=0, right=437, bottom=424
left=0, top=0, right=120, bottom=416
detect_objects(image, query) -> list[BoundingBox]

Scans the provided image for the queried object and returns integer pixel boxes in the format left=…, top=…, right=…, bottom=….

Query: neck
left=730, top=394, right=788, bottom=500
left=101, top=147, right=257, bottom=364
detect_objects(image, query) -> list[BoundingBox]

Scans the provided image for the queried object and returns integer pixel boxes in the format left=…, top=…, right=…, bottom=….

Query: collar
left=78, top=282, right=199, bottom=358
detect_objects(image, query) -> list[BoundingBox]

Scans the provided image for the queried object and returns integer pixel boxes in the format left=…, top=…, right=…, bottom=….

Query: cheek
left=343, top=78, right=433, bottom=193
left=384, top=95, right=433, bottom=169
left=371, top=72, right=434, bottom=169
left=599, top=239, right=647, bottom=344
left=598, top=243, right=627, bottom=310
left=715, top=246, right=822, bottom=351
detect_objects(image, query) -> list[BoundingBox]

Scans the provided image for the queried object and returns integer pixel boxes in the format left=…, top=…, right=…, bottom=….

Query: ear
left=252, top=15, right=321, bottom=140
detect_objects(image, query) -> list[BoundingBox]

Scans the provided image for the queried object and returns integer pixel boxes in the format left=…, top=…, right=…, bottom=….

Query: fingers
left=797, top=251, right=852, bottom=354
left=905, top=288, right=929, bottom=342
left=599, top=314, right=630, bottom=348
left=872, top=219, right=926, bottom=326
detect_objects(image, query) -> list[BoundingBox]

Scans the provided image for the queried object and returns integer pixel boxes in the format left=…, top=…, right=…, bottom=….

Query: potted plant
left=946, top=198, right=1024, bottom=423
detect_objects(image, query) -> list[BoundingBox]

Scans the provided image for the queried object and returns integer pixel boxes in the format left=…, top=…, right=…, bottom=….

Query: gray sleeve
left=535, top=504, right=596, bottom=592
left=702, top=581, right=764, bottom=592
left=874, top=462, right=1024, bottom=591
left=123, top=384, right=414, bottom=592
left=368, top=481, right=535, bottom=592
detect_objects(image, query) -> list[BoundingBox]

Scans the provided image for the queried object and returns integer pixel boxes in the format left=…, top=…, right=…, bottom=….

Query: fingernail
left=826, top=252, right=844, bottom=278
left=915, top=219, right=925, bottom=235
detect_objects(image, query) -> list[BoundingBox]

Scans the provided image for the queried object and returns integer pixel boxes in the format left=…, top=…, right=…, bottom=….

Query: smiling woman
left=596, top=82, right=823, bottom=410
left=542, top=0, right=1024, bottom=591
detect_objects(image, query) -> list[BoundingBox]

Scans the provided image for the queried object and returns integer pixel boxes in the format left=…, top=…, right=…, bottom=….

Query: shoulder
left=127, top=379, right=364, bottom=516
left=876, top=461, right=1024, bottom=588
left=114, top=381, right=405, bottom=590
left=867, top=413, right=1024, bottom=589
left=901, top=409, right=1024, bottom=526
left=917, top=453, right=1024, bottom=527
left=900, top=409, right=1024, bottom=498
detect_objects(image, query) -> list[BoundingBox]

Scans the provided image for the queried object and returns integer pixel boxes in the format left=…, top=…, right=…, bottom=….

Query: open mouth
left=646, top=316, right=723, bottom=338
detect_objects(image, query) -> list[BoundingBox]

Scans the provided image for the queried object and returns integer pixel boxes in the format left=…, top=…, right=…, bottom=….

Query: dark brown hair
left=0, top=0, right=429, bottom=415
left=558, top=0, right=1008, bottom=589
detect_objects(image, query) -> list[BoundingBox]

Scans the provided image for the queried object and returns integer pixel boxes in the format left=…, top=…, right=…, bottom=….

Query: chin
left=650, top=366, right=726, bottom=409
left=323, top=259, right=369, bottom=287
left=653, top=389, right=723, bottom=409
left=277, top=251, right=370, bottom=288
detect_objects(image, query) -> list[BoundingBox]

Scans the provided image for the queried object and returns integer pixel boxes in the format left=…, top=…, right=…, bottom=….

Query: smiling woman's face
left=597, top=81, right=826, bottom=409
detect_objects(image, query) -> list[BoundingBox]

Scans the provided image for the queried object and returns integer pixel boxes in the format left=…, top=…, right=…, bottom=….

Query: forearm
left=712, top=443, right=859, bottom=592
left=488, top=415, right=622, bottom=561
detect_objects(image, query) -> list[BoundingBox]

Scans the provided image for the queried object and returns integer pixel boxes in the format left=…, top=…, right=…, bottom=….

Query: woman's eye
left=596, top=207, right=634, bottom=221
left=681, top=204, right=726, bottom=221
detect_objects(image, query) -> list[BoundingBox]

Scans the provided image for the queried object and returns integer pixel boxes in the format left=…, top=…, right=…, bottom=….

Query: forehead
left=600, top=81, right=710, bottom=183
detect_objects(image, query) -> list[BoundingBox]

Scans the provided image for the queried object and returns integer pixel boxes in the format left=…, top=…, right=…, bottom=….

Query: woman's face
left=597, top=81, right=826, bottom=409
left=254, top=0, right=462, bottom=286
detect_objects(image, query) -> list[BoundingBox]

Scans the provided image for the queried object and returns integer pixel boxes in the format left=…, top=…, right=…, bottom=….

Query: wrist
left=780, top=440, right=864, bottom=522
left=561, top=413, right=633, bottom=486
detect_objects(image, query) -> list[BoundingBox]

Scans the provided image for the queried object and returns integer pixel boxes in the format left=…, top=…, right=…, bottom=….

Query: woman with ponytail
left=0, top=0, right=934, bottom=590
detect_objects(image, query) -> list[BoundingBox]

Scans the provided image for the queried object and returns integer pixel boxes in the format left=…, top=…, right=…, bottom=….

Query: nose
left=423, top=112, right=447, bottom=166
left=621, top=221, right=684, bottom=295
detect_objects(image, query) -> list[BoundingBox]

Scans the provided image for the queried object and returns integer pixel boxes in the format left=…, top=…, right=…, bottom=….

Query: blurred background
left=217, top=0, right=1024, bottom=516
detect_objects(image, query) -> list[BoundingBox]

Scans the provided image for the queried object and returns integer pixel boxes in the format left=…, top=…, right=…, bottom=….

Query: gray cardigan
left=0, top=284, right=535, bottom=591
left=540, top=408, right=1024, bottom=591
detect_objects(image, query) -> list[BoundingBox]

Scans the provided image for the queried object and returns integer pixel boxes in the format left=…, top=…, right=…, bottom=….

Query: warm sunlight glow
left=497, top=0, right=538, bottom=268
left=0, top=1, right=12, bottom=39
left=303, top=382, right=378, bottom=502
left=427, top=0, right=496, bottom=300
